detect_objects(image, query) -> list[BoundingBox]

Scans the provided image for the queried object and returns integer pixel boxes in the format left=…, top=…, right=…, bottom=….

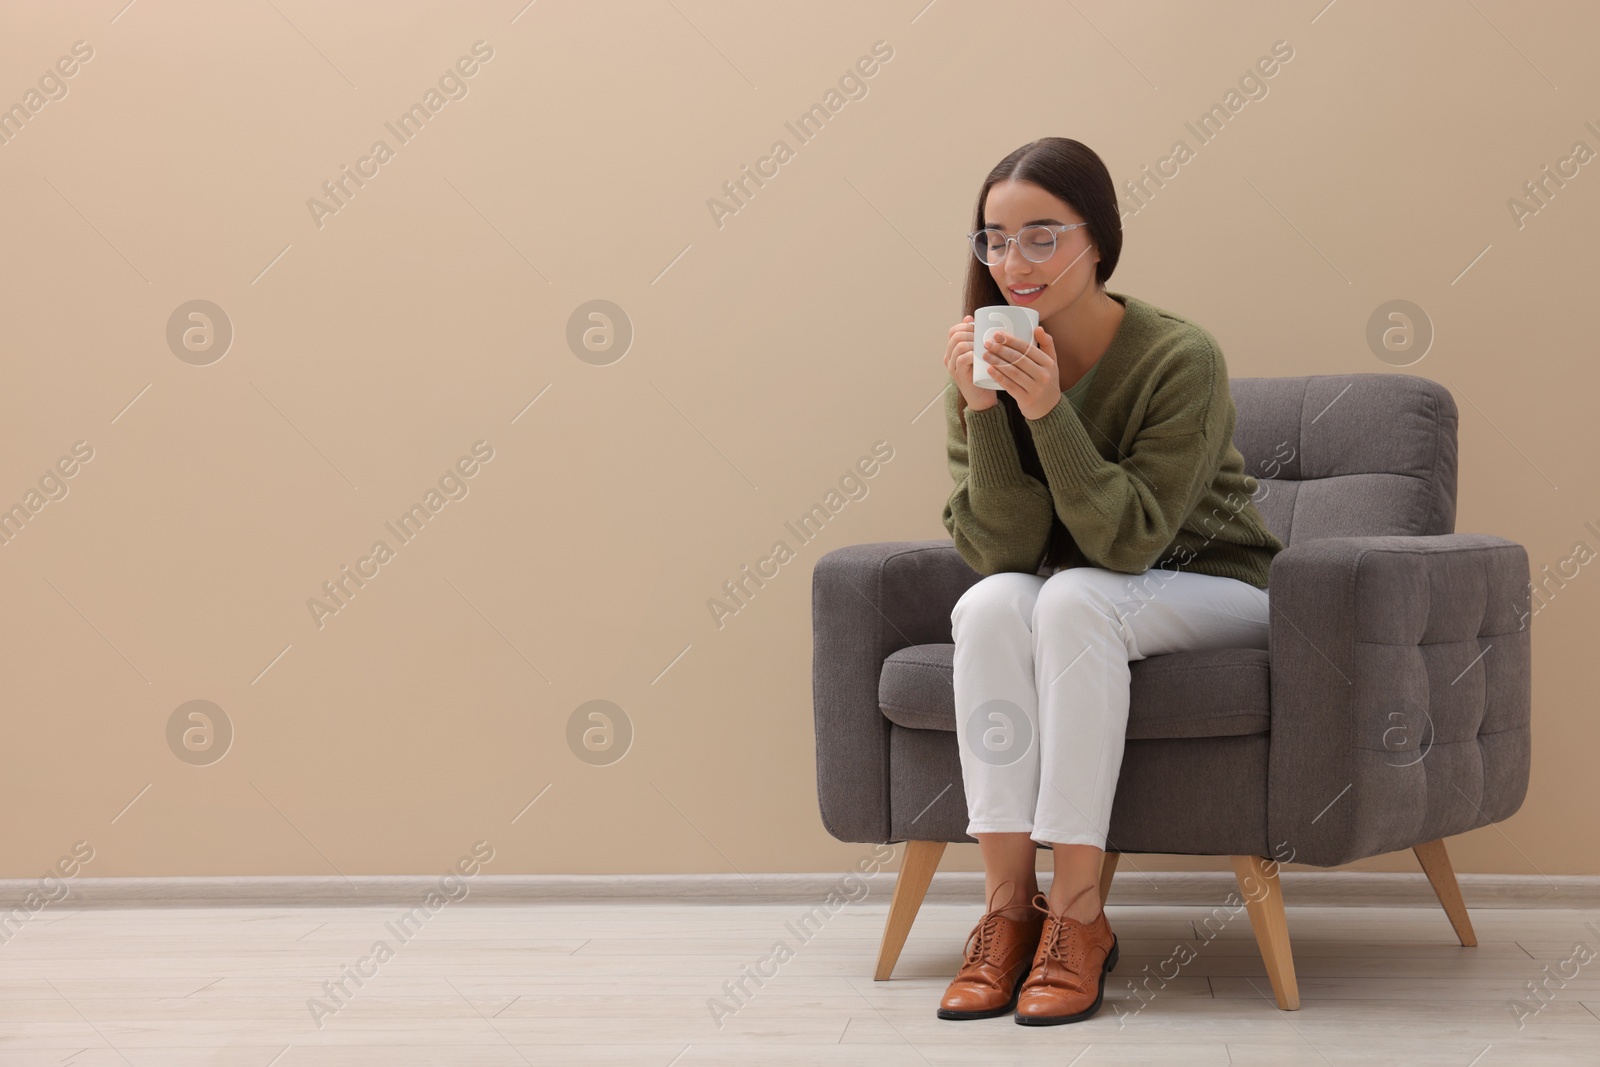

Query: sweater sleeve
left=1023, top=334, right=1229, bottom=575
left=939, top=384, right=1054, bottom=575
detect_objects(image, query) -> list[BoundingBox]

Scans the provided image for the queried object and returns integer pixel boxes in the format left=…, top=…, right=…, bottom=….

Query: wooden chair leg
left=1413, top=838, right=1477, bottom=947
left=874, top=840, right=946, bottom=981
left=1231, top=854, right=1300, bottom=1010
left=1099, top=850, right=1120, bottom=906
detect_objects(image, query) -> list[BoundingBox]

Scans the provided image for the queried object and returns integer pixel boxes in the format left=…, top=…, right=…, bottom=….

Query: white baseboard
left=2, top=870, right=1595, bottom=909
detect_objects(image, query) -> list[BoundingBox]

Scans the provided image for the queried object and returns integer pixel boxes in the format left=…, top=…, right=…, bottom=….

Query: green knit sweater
left=941, top=292, right=1284, bottom=590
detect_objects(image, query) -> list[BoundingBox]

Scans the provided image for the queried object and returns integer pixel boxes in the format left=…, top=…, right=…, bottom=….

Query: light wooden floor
left=4, top=898, right=1599, bottom=1065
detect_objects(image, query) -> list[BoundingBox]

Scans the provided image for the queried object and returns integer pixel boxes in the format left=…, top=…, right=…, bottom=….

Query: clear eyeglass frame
left=967, top=222, right=1088, bottom=265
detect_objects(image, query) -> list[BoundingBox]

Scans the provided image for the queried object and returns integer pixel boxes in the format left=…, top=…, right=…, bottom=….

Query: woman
left=936, top=137, right=1284, bottom=1026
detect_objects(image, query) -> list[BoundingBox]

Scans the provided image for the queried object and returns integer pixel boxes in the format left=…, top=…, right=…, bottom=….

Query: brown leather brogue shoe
left=1013, top=893, right=1118, bottom=1025
left=937, top=881, right=1045, bottom=1021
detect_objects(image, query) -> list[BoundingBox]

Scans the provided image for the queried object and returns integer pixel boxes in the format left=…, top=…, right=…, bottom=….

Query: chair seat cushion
left=878, top=644, right=1271, bottom=740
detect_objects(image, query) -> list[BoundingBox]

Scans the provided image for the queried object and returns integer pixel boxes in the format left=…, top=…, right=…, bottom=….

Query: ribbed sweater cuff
left=1025, top=398, right=1110, bottom=511
left=963, top=403, right=1030, bottom=488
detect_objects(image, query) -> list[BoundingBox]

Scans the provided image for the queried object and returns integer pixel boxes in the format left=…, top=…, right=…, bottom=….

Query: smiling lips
left=1010, top=283, right=1046, bottom=304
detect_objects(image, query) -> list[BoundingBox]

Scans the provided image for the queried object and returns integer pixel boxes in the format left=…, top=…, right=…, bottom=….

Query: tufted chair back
left=1230, top=374, right=1460, bottom=546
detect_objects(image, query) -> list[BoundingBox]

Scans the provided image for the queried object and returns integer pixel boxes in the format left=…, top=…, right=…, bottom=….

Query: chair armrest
left=1265, top=533, right=1533, bottom=866
left=811, top=540, right=981, bottom=843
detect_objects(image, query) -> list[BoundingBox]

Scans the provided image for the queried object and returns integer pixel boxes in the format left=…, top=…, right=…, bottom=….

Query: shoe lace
left=1030, top=892, right=1091, bottom=990
left=962, top=878, right=1022, bottom=969
left=961, top=911, right=1006, bottom=968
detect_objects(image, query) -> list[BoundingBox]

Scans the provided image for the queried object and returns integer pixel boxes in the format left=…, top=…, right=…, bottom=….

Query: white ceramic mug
left=970, top=304, right=1040, bottom=390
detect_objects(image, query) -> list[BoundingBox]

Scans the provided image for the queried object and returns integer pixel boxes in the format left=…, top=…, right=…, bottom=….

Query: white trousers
left=951, top=565, right=1271, bottom=849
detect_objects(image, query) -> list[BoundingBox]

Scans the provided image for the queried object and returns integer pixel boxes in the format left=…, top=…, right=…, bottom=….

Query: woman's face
left=981, top=179, right=1100, bottom=320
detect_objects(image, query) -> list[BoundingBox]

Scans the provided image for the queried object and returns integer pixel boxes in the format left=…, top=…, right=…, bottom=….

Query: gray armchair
left=810, top=373, right=1532, bottom=1010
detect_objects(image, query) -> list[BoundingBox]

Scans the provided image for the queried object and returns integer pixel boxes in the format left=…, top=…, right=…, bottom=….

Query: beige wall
left=2, top=1, right=1595, bottom=883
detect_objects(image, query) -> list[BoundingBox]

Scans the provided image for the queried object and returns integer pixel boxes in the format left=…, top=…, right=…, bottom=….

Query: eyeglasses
left=967, top=222, right=1088, bottom=266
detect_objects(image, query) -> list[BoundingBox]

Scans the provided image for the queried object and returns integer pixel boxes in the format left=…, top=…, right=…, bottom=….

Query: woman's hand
left=944, top=315, right=998, bottom=414
left=985, top=325, right=1063, bottom=421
